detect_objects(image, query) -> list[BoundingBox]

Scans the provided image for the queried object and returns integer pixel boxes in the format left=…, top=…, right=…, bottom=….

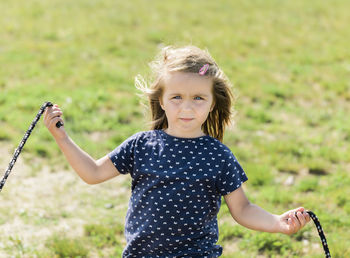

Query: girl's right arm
left=43, top=104, right=120, bottom=184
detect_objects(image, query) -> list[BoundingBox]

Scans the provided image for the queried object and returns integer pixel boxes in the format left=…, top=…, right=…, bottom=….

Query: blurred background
left=0, top=0, right=349, bottom=257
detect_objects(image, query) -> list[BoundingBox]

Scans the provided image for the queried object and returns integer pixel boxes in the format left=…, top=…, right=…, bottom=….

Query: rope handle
left=0, top=101, right=61, bottom=192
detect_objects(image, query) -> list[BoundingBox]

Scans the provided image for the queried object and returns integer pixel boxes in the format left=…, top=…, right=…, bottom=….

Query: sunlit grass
left=1, top=0, right=349, bottom=256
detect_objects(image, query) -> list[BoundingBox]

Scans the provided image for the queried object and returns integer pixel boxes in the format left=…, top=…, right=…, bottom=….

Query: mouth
left=180, top=118, right=194, bottom=122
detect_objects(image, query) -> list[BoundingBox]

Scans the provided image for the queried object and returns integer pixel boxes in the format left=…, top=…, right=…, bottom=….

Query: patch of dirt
left=0, top=142, right=130, bottom=256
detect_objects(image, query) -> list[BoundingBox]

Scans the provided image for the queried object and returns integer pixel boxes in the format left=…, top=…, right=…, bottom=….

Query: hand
left=43, top=104, right=67, bottom=140
left=277, top=207, right=311, bottom=235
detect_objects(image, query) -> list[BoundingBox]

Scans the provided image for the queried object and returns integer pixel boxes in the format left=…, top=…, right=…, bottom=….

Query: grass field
left=0, top=0, right=349, bottom=257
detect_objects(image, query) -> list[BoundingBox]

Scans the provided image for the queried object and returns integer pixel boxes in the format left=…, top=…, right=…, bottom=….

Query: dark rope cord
left=306, top=211, right=331, bottom=258
left=0, top=101, right=62, bottom=192
left=0, top=102, right=331, bottom=258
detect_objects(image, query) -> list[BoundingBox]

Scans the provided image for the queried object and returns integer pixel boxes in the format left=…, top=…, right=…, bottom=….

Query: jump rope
left=0, top=101, right=331, bottom=257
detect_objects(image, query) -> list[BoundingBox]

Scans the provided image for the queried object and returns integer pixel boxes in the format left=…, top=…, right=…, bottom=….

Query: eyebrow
left=169, top=93, right=209, bottom=97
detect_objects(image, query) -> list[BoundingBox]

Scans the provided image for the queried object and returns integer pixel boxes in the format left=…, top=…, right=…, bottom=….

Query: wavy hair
left=135, top=45, right=237, bottom=142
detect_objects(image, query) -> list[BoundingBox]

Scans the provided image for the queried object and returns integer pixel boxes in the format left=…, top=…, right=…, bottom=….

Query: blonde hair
left=136, top=45, right=236, bottom=142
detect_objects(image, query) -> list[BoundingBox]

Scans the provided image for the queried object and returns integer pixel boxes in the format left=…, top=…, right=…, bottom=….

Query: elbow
left=80, top=170, right=101, bottom=185
left=82, top=177, right=96, bottom=185
left=84, top=176, right=102, bottom=185
left=85, top=179, right=99, bottom=185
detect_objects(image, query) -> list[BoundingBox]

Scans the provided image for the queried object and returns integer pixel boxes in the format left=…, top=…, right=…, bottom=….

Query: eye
left=172, top=96, right=181, bottom=99
left=194, top=96, right=203, bottom=100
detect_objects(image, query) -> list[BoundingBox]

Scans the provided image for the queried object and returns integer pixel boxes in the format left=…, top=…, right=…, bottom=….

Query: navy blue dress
left=109, top=130, right=248, bottom=257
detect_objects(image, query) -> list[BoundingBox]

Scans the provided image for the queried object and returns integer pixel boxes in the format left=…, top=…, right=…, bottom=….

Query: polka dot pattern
left=109, top=130, right=248, bottom=257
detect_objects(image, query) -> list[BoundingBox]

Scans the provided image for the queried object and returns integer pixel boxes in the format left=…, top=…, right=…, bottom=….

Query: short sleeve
left=108, top=133, right=139, bottom=175
left=216, top=151, right=248, bottom=196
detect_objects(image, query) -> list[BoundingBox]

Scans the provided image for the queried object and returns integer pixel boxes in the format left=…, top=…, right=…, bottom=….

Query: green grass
left=1, top=0, right=349, bottom=257
left=36, top=223, right=125, bottom=257
left=44, top=234, right=89, bottom=258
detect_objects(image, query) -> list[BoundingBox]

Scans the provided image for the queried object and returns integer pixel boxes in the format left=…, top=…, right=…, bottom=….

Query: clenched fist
left=43, top=104, right=67, bottom=140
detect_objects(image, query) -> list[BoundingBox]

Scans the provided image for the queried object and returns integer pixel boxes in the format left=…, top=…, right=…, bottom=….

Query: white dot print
left=108, top=130, right=248, bottom=257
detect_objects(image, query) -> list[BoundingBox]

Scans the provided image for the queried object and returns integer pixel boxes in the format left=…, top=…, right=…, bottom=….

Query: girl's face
left=159, top=72, right=215, bottom=138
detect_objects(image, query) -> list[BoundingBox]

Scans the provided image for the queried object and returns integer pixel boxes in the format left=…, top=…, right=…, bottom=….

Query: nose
left=181, top=100, right=194, bottom=111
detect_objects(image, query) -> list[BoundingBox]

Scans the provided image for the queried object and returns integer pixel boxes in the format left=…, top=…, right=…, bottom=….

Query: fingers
left=48, top=116, right=64, bottom=129
left=290, top=209, right=311, bottom=231
left=282, top=207, right=311, bottom=235
left=45, top=110, right=62, bottom=122
left=44, top=105, right=61, bottom=122
left=296, top=211, right=306, bottom=225
left=294, top=207, right=311, bottom=223
left=44, top=104, right=64, bottom=130
left=287, top=213, right=299, bottom=234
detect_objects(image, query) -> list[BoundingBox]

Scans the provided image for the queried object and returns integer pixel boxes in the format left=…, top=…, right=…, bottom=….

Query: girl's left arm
left=224, top=187, right=311, bottom=235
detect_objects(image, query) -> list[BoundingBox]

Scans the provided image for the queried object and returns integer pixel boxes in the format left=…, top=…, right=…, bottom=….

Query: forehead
left=162, top=72, right=213, bottom=95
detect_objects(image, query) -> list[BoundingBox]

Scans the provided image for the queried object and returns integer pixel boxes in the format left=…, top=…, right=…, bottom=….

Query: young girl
left=44, top=45, right=310, bottom=257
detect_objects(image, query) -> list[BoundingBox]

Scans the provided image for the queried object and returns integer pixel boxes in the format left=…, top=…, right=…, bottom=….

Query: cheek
left=163, top=102, right=180, bottom=115
left=167, top=100, right=181, bottom=108
left=195, top=102, right=211, bottom=111
left=198, top=103, right=214, bottom=118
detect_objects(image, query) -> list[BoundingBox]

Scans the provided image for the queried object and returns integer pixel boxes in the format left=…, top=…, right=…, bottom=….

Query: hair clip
left=199, top=64, right=209, bottom=76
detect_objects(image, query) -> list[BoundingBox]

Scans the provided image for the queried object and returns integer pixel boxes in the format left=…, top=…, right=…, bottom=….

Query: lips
left=180, top=118, right=194, bottom=121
